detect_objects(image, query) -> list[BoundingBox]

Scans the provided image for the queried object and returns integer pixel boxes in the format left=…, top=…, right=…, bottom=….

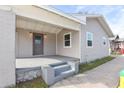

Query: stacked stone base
left=16, top=67, right=42, bottom=83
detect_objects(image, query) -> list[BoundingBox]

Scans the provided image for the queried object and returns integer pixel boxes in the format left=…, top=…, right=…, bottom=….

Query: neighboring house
left=110, top=35, right=124, bottom=54
left=0, top=5, right=114, bottom=87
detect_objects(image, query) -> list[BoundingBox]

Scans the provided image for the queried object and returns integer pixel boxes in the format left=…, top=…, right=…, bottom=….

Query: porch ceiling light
left=44, top=34, right=47, bottom=39
left=29, top=32, right=33, bottom=37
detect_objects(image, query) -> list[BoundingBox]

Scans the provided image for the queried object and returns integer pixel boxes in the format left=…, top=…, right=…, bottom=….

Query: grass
left=111, top=51, right=122, bottom=56
left=79, top=56, right=115, bottom=73
left=13, top=77, right=48, bottom=88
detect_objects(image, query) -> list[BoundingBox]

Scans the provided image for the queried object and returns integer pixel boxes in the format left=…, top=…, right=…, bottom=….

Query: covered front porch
left=16, top=14, right=80, bottom=62
left=14, top=6, right=82, bottom=85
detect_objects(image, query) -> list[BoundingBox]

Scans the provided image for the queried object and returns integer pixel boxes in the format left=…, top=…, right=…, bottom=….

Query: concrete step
left=42, top=61, right=79, bottom=85
left=49, top=62, right=76, bottom=84
left=50, top=62, right=67, bottom=67
left=55, top=69, right=75, bottom=82
left=53, top=64, right=71, bottom=76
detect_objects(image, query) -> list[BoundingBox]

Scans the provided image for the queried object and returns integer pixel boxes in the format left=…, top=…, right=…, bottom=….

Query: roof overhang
left=35, top=5, right=85, bottom=24
left=0, top=5, right=82, bottom=31
left=86, top=15, right=114, bottom=37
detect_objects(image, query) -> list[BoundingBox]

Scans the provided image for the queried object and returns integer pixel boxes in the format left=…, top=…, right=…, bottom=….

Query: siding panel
left=81, top=18, right=110, bottom=63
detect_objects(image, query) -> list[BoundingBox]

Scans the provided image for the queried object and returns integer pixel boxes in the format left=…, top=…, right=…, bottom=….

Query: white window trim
left=102, top=37, right=107, bottom=46
left=63, top=32, right=72, bottom=48
left=86, top=32, right=93, bottom=48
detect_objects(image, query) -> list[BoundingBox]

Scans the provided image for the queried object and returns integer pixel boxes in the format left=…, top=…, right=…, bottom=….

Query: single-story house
left=0, top=5, right=114, bottom=87
left=110, top=35, right=124, bottom=54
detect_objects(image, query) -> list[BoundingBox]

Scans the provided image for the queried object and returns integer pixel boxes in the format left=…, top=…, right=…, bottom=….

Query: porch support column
left=80, top=23, right=86, bottom=63
left=0, top=9, right=16, bottom=87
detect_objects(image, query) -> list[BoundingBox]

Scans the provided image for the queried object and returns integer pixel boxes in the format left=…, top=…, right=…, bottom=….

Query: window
left=35, top=36, right=41, bottom=44
left=64, top=32, right=71, bottom=48
left=86, top=32, right=93, bottom=47
left=103, top=37, right=107, bottom=45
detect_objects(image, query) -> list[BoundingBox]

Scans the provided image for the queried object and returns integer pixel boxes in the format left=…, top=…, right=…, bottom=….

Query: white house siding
left=57, top=29, right=80, bottom=58
left=16, top=30, right=33, bottom=57
left=44, top=33, right=56, bottom=55
left=16, top=29, right=56, bottom=57
left=0, top=10, right=15, bottom=87
left=81, top=18, right=110, bottom=63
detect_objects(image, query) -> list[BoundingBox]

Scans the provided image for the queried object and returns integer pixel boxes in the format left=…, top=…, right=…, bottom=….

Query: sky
left=53, top=5, right=124, bottom=38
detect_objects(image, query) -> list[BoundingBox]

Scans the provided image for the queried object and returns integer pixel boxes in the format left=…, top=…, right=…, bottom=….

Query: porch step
left=55, top=69, right=75, bottom=82
left=53, top=64, right=71, bottom=76
left=42, top=61, right=79, bottom=85
left=50, top=62, right=67, bottom=67
left=50, top=62, right=75, bottom=83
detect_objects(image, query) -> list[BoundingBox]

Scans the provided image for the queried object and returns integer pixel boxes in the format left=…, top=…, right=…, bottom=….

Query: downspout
left=80, top=22, right=86, bottom=64
left=80, top=23, right=84, bottom=63
left=56, top=32, right=58, bottom=55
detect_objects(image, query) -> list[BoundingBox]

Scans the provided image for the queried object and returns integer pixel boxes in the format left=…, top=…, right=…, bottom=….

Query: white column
left=0, top=10, right=16, bottom=87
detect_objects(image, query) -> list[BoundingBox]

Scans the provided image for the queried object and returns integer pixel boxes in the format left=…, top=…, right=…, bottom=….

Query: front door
left=33, top=33, right=44, bottom=55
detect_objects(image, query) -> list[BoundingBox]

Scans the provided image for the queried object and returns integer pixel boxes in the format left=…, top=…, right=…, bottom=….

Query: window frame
left=63, top=32, right=72, bottom=48
left=86, top=32, right=93, bottom=48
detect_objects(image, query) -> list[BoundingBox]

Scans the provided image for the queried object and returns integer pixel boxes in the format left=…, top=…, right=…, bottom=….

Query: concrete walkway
left=51, top=56, right=124, bottom=88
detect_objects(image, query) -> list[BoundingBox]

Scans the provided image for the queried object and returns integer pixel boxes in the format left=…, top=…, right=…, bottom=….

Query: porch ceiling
left=16, top=15, right=63, bottom=33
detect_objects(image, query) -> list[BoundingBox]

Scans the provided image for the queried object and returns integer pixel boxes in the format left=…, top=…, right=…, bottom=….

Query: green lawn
left=79, top=56, right=115, bottom=73
left=14, top=77, right=48, bottom=88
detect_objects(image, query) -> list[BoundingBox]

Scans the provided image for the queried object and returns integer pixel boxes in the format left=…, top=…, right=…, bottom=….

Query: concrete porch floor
left=16, top=55, right=79, bottom=68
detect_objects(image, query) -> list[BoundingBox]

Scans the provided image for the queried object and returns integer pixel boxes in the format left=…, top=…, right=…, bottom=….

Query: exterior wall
left=44, top=33, right=56, bottom=55
left=16, top=30, right=33, bottom=57
left=57, top=29, right=80, bottom=58
left=16, top=29, right=56, bottom=57
left=0, top=10, right=15, bottom=87
left=81, top=18, right=110, bottom=63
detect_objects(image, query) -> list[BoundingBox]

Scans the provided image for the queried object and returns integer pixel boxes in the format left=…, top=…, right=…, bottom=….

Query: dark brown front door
left=33, top=33, right=44, bottom=55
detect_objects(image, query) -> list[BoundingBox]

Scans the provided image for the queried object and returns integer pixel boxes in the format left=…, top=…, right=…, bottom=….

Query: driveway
left=51, top=56, right=124, bottom=88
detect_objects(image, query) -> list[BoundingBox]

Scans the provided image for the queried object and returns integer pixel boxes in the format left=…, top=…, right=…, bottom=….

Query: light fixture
left=44, top=34, right=47, bottom=39
left=29, top=32, right=33, bottom=37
